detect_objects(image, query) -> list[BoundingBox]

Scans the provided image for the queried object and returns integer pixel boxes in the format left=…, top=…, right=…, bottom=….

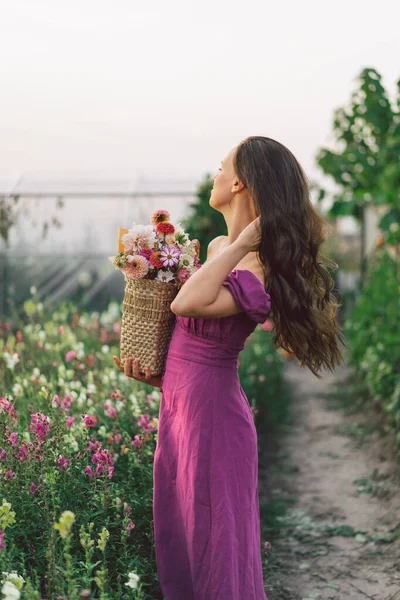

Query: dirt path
left=259, top=360, right=400, bottom=600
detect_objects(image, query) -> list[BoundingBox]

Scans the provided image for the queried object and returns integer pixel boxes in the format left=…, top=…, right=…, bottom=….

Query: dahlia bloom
left=150, top=209, right=170, bottom=226
left=121, top=223, right=157, bottom=254
left=122, top=255, right=150, bottom=280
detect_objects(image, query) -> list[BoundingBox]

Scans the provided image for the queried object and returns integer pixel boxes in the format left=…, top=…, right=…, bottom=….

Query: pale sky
left=1, top=0, right=399, bottom=188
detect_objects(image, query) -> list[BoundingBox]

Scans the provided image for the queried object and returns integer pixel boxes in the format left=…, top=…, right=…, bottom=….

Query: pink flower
left=16, top=444, right=28, bottom=461
left=106, top=407, right=117, bottom=419
left=57, top=455, right=69, bottom=471
left=84, top=466, right=94, bottom=478
left=95, top=464, right=104, bottom=477
left=30, top=413, right=51, bottom=442
left=58, top=325, right=64, bottom=334
left=123, top=255, right=150, bottom=280
left=262, top=319, right=273, bottom=332
left=83, top=415, right=98, bottom=428
left=66, top=416, right=75, bottom=429
left=7, top=432, right=19, bottom=447
left=112, top=322, right=121, bottom=334
left=52, top=395, right=61, bottom=407
left=159, top=244, right=181, bottom=268
left=132, top=435, right=142, bottom=448
left=0, top=531, right=6, bottom=552
left=88, top=440, right=101, bottom=452
left=264, top=541, right=271, bottom=553
left=5, top=469, right=16, bottom=481
left=30, top=482, right=38, bottom=496
left=61, top=395, right=73, bottom=411
left=107, top=466, right=114, bottom=479
left=139, top=248, right=152, bottom=260
left=0, top=449, right=7, bottom=460
left=176, top=267, right=191, bottom=283
left=65, top=350, right=76, bottom=362
left=114, top=433, right=122, bottom=444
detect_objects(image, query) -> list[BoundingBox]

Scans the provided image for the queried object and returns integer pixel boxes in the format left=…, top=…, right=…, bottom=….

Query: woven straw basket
left=120, top=275, right=181, bottom=376
left=119, top=238, right=200, bottom=377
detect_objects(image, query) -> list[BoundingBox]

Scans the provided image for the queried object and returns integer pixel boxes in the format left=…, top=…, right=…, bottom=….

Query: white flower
left=12, top=384, right=23, bottom=398
left=155, top=270, right=175, bottom=283
left=389, top=222, right=399, bottom=232
left=101, top=345, right=110, bottom=354
left=1, top=581, right=20, bottom=599
left=30, top=286, right=37, bottom=295
left=32, top=368, right=40, bottom=378
left=124, top=571, right=140, bottom=589
left=5, top=353, right=19, bottom=370
left=179, top=253, right=195, bottom=268
left=121, top=223, right=157, bottom=254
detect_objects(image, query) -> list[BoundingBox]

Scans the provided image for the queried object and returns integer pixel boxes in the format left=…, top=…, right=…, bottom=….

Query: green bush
left=344, top=250, right=400, bottom=441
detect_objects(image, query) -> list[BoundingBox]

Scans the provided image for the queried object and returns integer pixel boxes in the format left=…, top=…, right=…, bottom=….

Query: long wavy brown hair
left=233, top=135, right=347, bottom=378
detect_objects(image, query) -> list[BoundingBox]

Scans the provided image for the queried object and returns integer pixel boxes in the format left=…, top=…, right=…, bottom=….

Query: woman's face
left=210, top=147, right=237, bottom=209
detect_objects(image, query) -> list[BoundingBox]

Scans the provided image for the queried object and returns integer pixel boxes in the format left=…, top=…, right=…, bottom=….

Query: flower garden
left=0, top=293, right=285, bottom=599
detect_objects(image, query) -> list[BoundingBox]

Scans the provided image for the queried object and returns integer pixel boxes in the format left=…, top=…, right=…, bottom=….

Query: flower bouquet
left=109, top=209, right=201, bottom=376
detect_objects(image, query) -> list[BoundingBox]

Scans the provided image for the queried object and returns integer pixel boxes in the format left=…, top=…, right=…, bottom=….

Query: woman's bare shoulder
left=206, top=235, right=228, bottom=258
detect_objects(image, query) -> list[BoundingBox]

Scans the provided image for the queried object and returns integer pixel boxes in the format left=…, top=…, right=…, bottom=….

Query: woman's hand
left=236, top=216, right=262, bottom=252
left=112, top=356, right=162, bottom=389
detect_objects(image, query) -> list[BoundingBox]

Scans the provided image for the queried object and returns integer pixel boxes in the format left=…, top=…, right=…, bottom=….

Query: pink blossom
left=66, top=416, right=75, bottom=429
left=106, top=407, right=117, bottom=419
left=30, top=413, right=51, bottom=442
left=7, top=432, right=19, bottom=447
left=91, top=449, right=113, bottom=467
left=52, top=395, right=61, bottom=407
left=176, top=267, right=191, bottom=283
left=0, top=449, right=6, bottom=460
left=5, top=469, right=16, bottom=481
left=61, top=395, right=73, bottom=411
left=57, top=455, right=69, bottom=470
left=58, top=325, right=64, bottom=334
left=124, top=504, right=132, bottom=515
left=0, top=531, right=6, bottom=552
left=264, top=541, right=271, bottom=552
left=16, top=444, right=28, bottom=461
left=262, top=319, right=273, bottom=332
left=132, top=435, right=142, bottom=448
left=83, top=415, right=98, bottom=428
left=124, top=518, right=136, bottom=537
left=107, top=466, right=114, bottom=479
left=159, top=244, right=181, bottom=268
left=95, top=464, right=104, bottom=476
left=138, top=414, right=150, bottom=428
left=84, top=465, right=94, bottom=478
left=0, top=398, right=17, bottom=422
left=88, top=440, right=101, bottom=452
left=65, top=350, right=76, bottom=362
left=30, top=482, right=38, bottom=496
left=114, top=433, right=122, bottom=444
left=112, top=322, right=121, bottom=334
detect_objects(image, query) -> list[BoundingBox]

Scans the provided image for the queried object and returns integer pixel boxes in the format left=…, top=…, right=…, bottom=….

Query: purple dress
left=153, top=269, right=272, bottom=600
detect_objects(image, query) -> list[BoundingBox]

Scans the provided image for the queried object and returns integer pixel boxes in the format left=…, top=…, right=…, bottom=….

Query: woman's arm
left=170, top=236, right=249, bottom=319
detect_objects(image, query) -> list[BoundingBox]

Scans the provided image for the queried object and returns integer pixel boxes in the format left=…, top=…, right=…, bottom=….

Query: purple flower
left=159, top=244, right=181, bottom=268
left=57, top=455, right=69, bottom=471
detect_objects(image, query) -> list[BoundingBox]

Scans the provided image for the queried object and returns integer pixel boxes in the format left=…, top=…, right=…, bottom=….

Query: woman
left=114, top=135, right=346, bottom=599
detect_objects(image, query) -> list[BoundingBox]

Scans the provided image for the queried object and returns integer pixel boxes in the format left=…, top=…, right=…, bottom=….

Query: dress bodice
left=166, top=269, right=272, bottom=367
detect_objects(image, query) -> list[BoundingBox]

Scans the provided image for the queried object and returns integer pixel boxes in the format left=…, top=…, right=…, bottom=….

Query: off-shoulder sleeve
left=222, top=269, right=272, bottom=324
